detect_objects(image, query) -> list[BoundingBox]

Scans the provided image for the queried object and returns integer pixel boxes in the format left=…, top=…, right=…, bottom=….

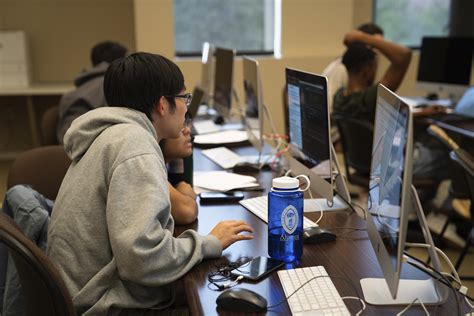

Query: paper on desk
left=193, top=119, right=220, bottom=134
left=194, top=130, right=249, bottom=145
left=194, top=171, right=258, bottom=191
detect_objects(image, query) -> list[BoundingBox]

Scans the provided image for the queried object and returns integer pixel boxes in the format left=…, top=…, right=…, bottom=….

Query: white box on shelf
left=0, top=30, right=31, bottom=87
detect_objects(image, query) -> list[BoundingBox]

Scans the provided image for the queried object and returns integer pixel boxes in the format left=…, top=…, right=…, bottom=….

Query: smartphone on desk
left=230, top=256, right=285, bottom=281
left=199, top=191, right=244, bottom=204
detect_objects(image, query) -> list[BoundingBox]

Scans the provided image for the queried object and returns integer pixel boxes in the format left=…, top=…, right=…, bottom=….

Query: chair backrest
left=0, top=213, right=76, bottom=316
left=334, top=116, right=373, bottom=176
left=7, top=146, right=71, bottom=200
left=41, top=106, right=59, bottom=146
left=450, top=150, right=474, bottom=219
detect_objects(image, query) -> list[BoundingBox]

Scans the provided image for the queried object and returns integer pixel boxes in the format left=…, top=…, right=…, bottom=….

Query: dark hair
left=357, top=23, right=384, bottom=36
left=342, top=42, right=376, bottom=75
left=103, top=52, right=185, bottom=120
left=90, top=41, right=128, bottom=66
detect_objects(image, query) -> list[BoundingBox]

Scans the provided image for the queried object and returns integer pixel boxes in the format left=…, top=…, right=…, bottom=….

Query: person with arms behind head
left=47, top=53, right=254, bottom=315
left=334, top=31, right=448, bottom=188
left=333, top=29, right=412, bottom=123
left=322, top=23, right=384, bottom=113
left=56, top=41, right=128, bottom=144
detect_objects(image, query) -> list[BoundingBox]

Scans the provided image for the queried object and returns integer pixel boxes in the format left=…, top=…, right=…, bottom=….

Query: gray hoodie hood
left=74, top=62, right=109, bottom=87
left=63, top=107, right=157, bottom=162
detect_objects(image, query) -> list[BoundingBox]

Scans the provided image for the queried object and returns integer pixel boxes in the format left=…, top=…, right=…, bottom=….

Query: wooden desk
left=182, top=147, right=469, bottom=315
left=426, top=116, right=474, bottom=139
left=0, top=83, right=72, bottom=157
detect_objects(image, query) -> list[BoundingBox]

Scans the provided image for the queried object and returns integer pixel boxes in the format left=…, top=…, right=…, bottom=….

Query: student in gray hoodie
left=56, top=41, right=128, bottom=144
left=47, top=52, right=254, bottom=315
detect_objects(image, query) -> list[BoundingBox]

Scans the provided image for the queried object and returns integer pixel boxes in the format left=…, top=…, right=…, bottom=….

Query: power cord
left=334, top=189, right=363, bottom=217
left=406, top=242, right=474, bottom=312
left=404, top=249, right=465, bottom=315
left=341, top=296, right=366, bottom=316
left=396, top=297, right=429, bottom=315
left=207, top=257, right=252, bottom=291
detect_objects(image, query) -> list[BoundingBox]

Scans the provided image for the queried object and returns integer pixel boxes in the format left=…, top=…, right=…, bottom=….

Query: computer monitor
left=361, top=84, right=448, bottom=305
left=213, top=47, right=235, bottom=120
left=188, top=86, right=205, bottom=120
left=417, top=37, right=474, bottom=100
left=243, top=56, right=264, bottom=153
left=286, top=68, right=333, bottom=203
left=200, top=42, right=215, bottom=104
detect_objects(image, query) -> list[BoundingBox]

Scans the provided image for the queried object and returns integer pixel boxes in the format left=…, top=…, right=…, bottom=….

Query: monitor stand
left=360, top=185, right=449, bottom=305
left=303, top=143, right=352, bottom=213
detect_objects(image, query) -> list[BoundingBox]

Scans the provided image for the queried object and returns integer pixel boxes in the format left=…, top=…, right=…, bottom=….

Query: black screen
left=213, top=48, right=234, bottom=113
left=286, top=69, right=330, bottom=172
left=417, top=37, right=474, bottom=85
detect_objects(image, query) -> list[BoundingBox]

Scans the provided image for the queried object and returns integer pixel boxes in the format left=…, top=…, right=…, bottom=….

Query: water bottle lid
left=272, top=176, right=299, bottom=189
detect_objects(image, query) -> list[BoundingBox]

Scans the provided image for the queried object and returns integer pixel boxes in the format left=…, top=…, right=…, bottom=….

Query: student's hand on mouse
left=209, top=220, right=254, bottom=249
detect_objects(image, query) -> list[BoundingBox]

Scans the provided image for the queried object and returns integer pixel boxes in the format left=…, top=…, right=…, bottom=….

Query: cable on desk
left=341, top=296, right=366, bottom=316
left=396, top=297, right=429, bottom=316
left=404, top=252, right=461, bottom=315
left=333, top=189, right=362, bottom=217
left=406, top=242, right=474, bottom=313
left=207, top=256, right=252, bottom=291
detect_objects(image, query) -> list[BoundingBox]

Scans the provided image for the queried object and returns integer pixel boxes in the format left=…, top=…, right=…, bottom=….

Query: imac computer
left=285, top=68, right=350, bottom=211
left=242, top=56, right=264, bottom=154
left=200, top=42, right=215, bottom=105
left=417, top=37, right=474, bottom=101
left=361, top=84, right=448, bottom=305
left=213, top=47, right=236, bottom=121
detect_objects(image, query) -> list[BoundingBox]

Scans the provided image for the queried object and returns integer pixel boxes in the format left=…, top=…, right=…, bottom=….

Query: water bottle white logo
left=281, top=205, right=298, bottom=234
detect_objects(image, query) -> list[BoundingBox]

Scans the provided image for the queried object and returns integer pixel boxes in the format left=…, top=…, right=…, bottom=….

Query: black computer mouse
left=233, top=162, right=261, bottom=173
left=303, top=227, right=337, bottom=244
left=216, top=288, right=268, bottom=313
left=213, top=115, right=225, bottom=125
left=426, top=93, right=439, bottom=101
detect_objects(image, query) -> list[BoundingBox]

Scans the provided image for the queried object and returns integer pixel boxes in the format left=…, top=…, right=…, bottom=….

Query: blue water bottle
left=268, top=176, right=304, bottom=262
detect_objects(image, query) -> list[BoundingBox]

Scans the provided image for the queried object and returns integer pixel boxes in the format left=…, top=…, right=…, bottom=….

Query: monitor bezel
left=285, top=67, right=333, bottom=203
left=242, top=56, right=264, bottom=153
left=213, top=47, right=235, bottom=120
left=200, top=42, right=215, bottom=104
left=366, top=84, right=413, bottom=299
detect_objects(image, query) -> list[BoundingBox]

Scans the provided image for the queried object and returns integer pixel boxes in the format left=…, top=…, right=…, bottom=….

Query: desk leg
left=26, top=95, right=40, bottom=147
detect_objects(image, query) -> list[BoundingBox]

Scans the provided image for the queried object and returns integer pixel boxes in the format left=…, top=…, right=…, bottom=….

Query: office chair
left=439, top=151, right=474, bottom=279
left=7, top=146, right=71, bottom=200
left=0, top=212, right=76, bottom=315
left=333, top=115, right=372, bottom=188
left=40, top=106, right=59, bottom=146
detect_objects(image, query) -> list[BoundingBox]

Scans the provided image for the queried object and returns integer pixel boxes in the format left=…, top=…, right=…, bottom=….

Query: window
left=173, top=0, right=278, bottom=56
left=374, top=0, right=450, bottom=48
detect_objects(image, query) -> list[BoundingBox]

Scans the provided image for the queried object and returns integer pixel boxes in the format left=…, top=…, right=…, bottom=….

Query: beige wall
left=0, top=0, right=135, bottom=82
left=2, top=0, right=472, bottom=141
left=134, top=0, right=356, bottom=133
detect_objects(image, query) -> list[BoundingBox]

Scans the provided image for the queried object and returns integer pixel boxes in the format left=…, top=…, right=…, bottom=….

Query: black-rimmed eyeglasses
left=164, top=93, right=193, bottom=107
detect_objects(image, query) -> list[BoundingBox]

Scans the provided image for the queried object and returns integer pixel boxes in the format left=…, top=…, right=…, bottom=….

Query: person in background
left=334, top=30, right=449, bottom=195
left=322, top=23, right=384, bottom=113
left=56, top=41, right=128, bottom=144
left=47, top=53, right=254, bottom=315
left=333, top=30, right=412, bottom=123
left=160, top=114, right=198, bottom=225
